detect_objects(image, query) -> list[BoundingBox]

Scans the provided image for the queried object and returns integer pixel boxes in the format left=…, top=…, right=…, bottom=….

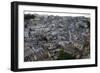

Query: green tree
left=57, top=49, right=75, bottom=60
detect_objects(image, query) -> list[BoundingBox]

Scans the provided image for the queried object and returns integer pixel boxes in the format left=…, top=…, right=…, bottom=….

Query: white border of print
left=18, top=5, right=95, bottom=69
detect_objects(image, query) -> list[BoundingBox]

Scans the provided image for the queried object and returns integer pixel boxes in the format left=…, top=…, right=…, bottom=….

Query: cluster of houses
left=24, top=14, right=90, bottom=62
